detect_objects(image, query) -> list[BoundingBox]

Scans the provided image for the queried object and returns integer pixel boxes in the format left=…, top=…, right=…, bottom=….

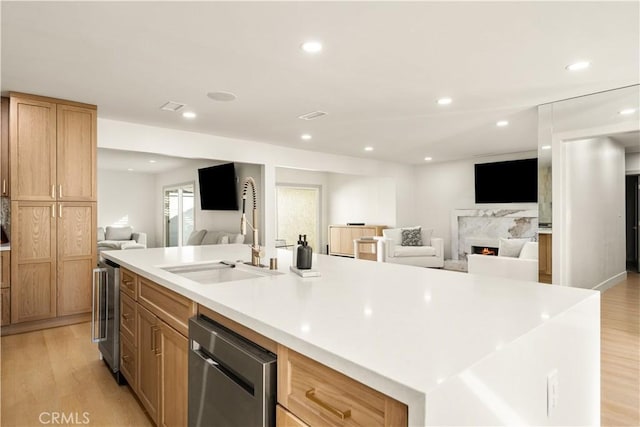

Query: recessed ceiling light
left=541, top=145, right=551, bottom=150
left=496, top=120, right=509, bottom=127
left=127, top=168, right=134, bottom=171
left=619, top=108, right=637, bottom=115
left=182, top=111, right=196, bottom=119
left=148, top=160, right=157, bottom=164
left=301, top=134, right=312, bottom=141
left=424, top=156, right=433, bottom=161
left=301, top=40, right=322, bottom=53
left=207, top=91, right=237, bottom=102
left=566, top=61, right=590, bottom=71
left=364, top=146, right=374, bottom=152
left=437, top=97, right=452, bottom=105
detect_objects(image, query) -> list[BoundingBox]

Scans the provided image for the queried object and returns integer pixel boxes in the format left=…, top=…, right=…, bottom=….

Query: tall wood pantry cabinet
left=9, top=93, right=97, bottom=328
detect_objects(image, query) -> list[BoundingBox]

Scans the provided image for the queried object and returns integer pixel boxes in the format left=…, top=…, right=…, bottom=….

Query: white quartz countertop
left=102, top=245, right=597, bottom=425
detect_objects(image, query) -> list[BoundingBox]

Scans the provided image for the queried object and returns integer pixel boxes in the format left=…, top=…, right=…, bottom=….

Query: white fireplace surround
left=452, top=209, right=538, bottom=260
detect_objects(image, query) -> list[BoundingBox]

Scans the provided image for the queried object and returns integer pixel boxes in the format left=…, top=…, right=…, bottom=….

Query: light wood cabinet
left=9, top=93, right=96, bottom=202
left=1, top=288, right=10, bottom=326
left=1, top=251, right=10, bottom=289
left=328, top=225, right=386, bottom=257
left=10, top=201, right=96, bottom=323
left=1, top=97, right=9, bottom=197
left=277, top=404, right=310, bottom=427
left=539, top=233, right=552, bottom=284
left=138, top=304, right=160, bottom=424
left=0, top=251, right=9, bottom=326
left=159, top=322, right=189, bottom=427
left=278, top=346, right=407, bottom=427
left=120, top=334, right=137, bottom=392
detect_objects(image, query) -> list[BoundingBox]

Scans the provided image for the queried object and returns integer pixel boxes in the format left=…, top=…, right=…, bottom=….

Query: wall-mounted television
left=198, top=163, right=239, bottom=210
left=474, top=158, right=538, bottom=203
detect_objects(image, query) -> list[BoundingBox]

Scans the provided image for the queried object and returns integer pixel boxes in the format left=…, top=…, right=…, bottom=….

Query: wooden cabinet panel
left=159, top=322, right=188, bottom=427
left=278, top=346, right=407, bottom=427
left=538, top=233, right=552, bottom=284
left=10, top=96, right=56, bottom=201
left=57, top=259, right=93, bottom=316
left=11, top=202, right=57, bottom=323
left=1, top=97, right=9, bottom=197
left=120, top=334, right=137, bottom=392
left=56, top=104, right=96, bottom=201
left=277, top=404, right=310, bottom=427
left=120, top=293, right=137, bottom=344
left=1, top=288, right=10, bottom=326
left=328, top=225, right=386, bottom=257
left=120, top=268, right=138, bottom=300
left=137, top=304, right=160, bottom=424
left=0, top=251, right=10, bottom=289
left=138, top=278, right=196, bottom=337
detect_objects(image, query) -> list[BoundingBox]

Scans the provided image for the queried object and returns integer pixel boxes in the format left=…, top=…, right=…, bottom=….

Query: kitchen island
left=102, top=244, right=600, bottom=426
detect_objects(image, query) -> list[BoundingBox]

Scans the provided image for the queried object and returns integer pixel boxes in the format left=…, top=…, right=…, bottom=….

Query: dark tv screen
left=475, top=158, right=537, bottom=203
left=198, top=163, right=239, bottom=210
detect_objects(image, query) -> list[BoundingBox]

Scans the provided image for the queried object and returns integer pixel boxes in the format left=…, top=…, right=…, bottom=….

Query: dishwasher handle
left=191, top=342, right=255, bottom=396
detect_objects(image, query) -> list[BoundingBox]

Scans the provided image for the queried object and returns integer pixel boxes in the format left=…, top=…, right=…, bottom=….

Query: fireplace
left=471, top=245, right=498, bottom=256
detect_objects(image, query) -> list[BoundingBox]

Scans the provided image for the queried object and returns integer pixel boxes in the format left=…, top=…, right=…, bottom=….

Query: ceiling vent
left=298, top=111, right=328, bottom=120
left=160, top=101, right=185, bottom=112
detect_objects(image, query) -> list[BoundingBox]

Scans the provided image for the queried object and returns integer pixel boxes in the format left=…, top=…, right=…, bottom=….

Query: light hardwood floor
left=601, top=271, right=640, bottom=426
left=1, top=322, right=152, bottom=427
left=1, top=274, right=638, bottom=426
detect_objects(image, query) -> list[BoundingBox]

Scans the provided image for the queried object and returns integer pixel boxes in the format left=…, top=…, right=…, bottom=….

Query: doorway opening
left=275, top=185, right=320, bottom=252
left=625, top=174, right=639, bottom=272
left=163, top=182, right=195, bottom=247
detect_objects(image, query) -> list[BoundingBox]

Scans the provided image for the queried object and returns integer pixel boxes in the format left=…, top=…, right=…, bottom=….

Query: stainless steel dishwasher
left=188, top=315, right=277, bottom=427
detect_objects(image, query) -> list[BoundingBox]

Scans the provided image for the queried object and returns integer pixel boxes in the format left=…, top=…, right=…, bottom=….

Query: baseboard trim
left=592, top=271, right=627, bottom=292
left=0, top=313, right=91, bottom=336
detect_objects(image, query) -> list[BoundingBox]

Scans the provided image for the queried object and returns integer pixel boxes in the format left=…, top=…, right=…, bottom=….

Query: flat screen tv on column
left=198, top=163, right=239, bottom=210
left=474, top=158, right=538, bottom=203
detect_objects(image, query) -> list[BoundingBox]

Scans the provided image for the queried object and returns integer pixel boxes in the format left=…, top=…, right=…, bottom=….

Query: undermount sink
left=159, top=261, right=283, bottom=285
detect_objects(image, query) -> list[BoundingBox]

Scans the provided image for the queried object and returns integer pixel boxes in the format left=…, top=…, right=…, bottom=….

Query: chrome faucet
left=240, top=177, right=263, bottom=266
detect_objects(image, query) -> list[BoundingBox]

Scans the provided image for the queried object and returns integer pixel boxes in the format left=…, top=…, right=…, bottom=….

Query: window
left=276, top=185, right=320, bottom=251
left=163, top=182, right=194, bottom=247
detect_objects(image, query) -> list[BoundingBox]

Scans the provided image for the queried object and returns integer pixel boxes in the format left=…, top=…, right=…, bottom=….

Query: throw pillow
left=105, top=226, right=133, bottom=241
left=519, top=242, right=538, bottom=260
left=186, top=230, right=206, bottom=246
left=401, top=227, right=423, bottom=246
left=498, top=238, right=530, bottom=257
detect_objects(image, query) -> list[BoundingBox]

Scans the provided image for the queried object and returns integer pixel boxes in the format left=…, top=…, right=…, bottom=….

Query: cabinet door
left=10, top=201, right=57, bottom=323
left=1, top=97, right=9, bottom=197
left=276, top=405, right=309, bottom=427
left=10, top=96, right=56, bottom=201
left=137, top=304, right=160, bottom=424
left=57, top=202, right=96, bottom=316
left=56, top=104, right=96, bottom=201
left=1, top=288, right=10, bottom=326
left=159, top=322, right=188, bottom=427
left=0, top=251, right=10, bottom=288
left=329, top=227, right=342, bottom=255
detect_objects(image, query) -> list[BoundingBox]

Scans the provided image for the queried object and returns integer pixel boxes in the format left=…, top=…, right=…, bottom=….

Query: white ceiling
left=97, top=148, right=203, bottom=173
left=2, top=2, right=638, bottom=165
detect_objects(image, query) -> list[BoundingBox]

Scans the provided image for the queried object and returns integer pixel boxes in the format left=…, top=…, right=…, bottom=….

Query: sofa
left=185, top=229, right=245, bottom=246
left=467, top=240, right=538, bottom=282
left=380, top=227, right=444, bottom=268
left=97, top=226, right=147, bottom=251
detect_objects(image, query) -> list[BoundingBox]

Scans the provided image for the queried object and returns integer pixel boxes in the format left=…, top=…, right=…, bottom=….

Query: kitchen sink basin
left=159, top=261, right=283, bottom=285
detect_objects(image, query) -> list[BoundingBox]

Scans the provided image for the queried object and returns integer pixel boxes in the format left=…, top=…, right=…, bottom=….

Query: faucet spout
left=240, top=177, right=263, bottom=266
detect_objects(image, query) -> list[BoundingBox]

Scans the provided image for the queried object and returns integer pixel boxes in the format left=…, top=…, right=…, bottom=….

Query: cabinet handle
left=122, top=355, right=131, bottom=362
left=51, top=204, right=55, bottom=218
left=151, top=325, right=161, bottom=354
left=123, top=280, right=133, bottom=288
left=51, top=185, right=55, bottom=199
left=305, top=388, right=352, bottom=420
left=2, top=179, right=5, bottom=194
left=122, top=312, right=131, bottom=320
left=58, top=185, right=62, bottom=199
left=59, top=204, right=62, bottom=218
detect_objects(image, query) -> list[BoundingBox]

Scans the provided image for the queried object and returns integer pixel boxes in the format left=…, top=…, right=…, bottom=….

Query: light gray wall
left=414, top=152, right=538, bottom=259
left=626, top=152, right=640, bottom=174
left=97, top=169, right=157, bottom=246
left=563, top=137, right=626, bottom=289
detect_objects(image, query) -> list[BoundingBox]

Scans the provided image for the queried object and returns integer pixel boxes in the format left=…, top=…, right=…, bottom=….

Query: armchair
left=380, top=227, right=444, bottom=268
left=467, top=241, right=538, bottom=282
left=97, top=226, right=147, bottom=251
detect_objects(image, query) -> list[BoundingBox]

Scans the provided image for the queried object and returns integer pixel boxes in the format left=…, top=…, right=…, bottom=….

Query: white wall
left=414, top=152, right=538, bottom=258
left=98, top=118, right=416, bottom=258
left=154, top=160, right=262, bottom=246
left=327, top=174, right=397, bottom=226
left=626, top=152, right=640, bottom=174
left=97, top=169, right=157, bottom=246
left=561, top=137, right=626, bottom=289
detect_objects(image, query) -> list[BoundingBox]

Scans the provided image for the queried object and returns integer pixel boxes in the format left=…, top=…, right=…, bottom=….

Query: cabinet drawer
left=120, top=292, right=137, bottom=343
left=278, top=346, right=407, bottom=427
left=120, top=333, right=137, bottom=391
left=277, top=404, right=309, bottom=427
left=120, top=268, right=137, bottom=300
left=138, top=278, right=196, bottom=337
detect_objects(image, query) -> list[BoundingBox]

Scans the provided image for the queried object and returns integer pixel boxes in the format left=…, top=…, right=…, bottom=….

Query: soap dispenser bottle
left=296, top=234, right=313, bottom=270
left=292, top=234, right=302, bottom=266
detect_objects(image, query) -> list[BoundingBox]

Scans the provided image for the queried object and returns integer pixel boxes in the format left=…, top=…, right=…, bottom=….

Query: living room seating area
left=380, top=226, right=444, bottom=268
left=97, top=226, right=147, bottom=251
